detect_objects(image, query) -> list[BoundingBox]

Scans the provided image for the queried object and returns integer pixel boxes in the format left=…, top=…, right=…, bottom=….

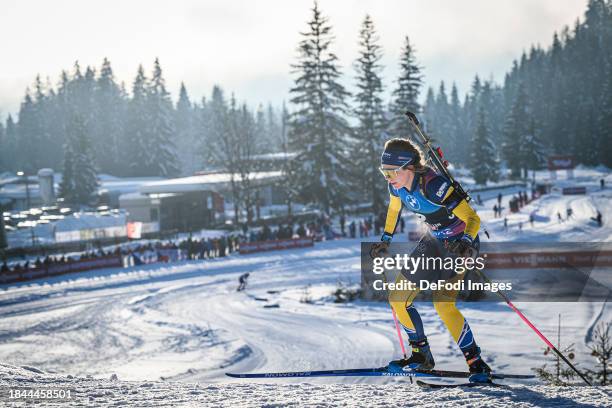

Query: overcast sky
left=0, top=0, right=588, bottom=118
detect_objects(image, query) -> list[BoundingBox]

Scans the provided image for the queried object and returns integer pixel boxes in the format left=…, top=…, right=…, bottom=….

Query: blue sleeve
left=388, top=183, right=399, bottom=197
left=424, top=175, right=452, bottom=204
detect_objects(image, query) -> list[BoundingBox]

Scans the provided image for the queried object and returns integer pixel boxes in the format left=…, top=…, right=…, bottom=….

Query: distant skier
left=237, top=273, right=250, bottom=292
left=557, top=212, right=563, bottom=223
left=591, top=210, right=603, bottom=227
left=566, top=207, right=573, bottom=220
left=504, top=217, right=508, bottom=231
left=371, top=138, right=491, bottom=382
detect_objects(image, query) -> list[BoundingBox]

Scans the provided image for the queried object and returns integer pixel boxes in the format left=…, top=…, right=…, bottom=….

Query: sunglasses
left=379, top=163, right=411, bottom=179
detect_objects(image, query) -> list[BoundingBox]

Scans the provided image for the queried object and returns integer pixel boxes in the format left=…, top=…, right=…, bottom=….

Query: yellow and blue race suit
left=383, top=166, right=482, bottom=359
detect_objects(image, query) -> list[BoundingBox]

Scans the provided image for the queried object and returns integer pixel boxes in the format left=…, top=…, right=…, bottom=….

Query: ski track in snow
left=0, top=168, right=610, bottom=406
left=0, top=363, right=610, bottom=407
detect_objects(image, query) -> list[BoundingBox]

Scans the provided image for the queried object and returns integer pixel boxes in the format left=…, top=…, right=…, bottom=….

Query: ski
left=416, top=379, right=505, bottom=389
left=226, top=366, right=534, bottom=380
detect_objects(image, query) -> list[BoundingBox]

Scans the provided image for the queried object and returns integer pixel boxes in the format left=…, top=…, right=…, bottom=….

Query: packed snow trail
left=0, top=238, right=608, bottom=384
left=0, top=363, right=610, bottom=407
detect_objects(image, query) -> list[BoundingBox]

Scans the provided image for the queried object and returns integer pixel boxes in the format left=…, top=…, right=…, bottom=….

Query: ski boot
left=465, top=345, right=492, bottom=383
left=387, top=340, right=435, bottom=372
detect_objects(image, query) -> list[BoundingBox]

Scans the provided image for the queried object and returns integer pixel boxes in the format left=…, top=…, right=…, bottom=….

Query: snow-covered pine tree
left=147, top=58, right=179, bottom=177
left=520, top=117, right=546, bottom=179
left=389, top=35, right=423, bottom=139
left=175, top=82, right=199, bottom=175
left=448, top=83, right=463, bottom=164
left=598, top=69, right=612, bottom=167
left=254, top=104, right=268, bottom=154
left=16, top=90, right=42, bottom=173
left=125, top=65, right=149, bottom=176
left=423, top=87, right=436, bottom=134
left=587, top=321, right=611, bottom=386
left=288, top=1, right=351, bottom=214
left=93, top=58, right=125, bottom=174
left=469, top=106, right=499, bottom=185
left=0, top=120, right=5, bottom=172
left=464, top=75, right=482, bottom=146
left=266, top=103, right=282, bottom=149
left=350, top=14, right=387, bottom=215
left=60, top=114, right=98, bottom=206
left=33, top=75, right=60, bottom=169
left=196, top=95, right=210, bottom=170
left=434, top=81, right=452, bottom=150
left=502, top=82, right=529, bottom=178
left=3, top=115, right=17, bottom=172
left=59, top=137, right=75, bottom=203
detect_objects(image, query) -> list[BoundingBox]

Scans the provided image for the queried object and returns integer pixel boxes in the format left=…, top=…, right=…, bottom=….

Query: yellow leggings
left=388, top=271, right=467, bottom=345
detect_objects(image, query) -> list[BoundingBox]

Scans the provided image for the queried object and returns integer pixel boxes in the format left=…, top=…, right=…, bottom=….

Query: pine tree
left=434, top=81, right=451, bottom=149
left=469, top=107, right=499, bottom=184
left=126, top=65, right=150, bottom=176
left=60, top=115, right=98, bottom=205
left=147, top=58, right=179, bottom=177
left=351, top=14, right=387, bottom=215
left=3, top=115, right=17, bottom=171
left=0, top=120, right=5, bottom=172
left=175, top=82, right=199, bottom=175
left=59, top=141, right=75, bottom=202
left=16, top=90, right=42, bottom=173
left=423, top=87, right=436, bottom=133
left=502, top=83, right=529, bottom=178
left=448, top=83, right=463, bottom=163
left=288, top=1, right=351, bottom=214
left=265, top=103, right=282, bottom=149
left=254, top=104, right=267, bottom=154
left=587, top=321, right=611, bottom=386
left=521, top=117, right=547, bottom=179
left=93, top=58, right=125, bottom=174
left=598, top=68, right=612, bottom=167
left=390, top=35, right=423, bottom=138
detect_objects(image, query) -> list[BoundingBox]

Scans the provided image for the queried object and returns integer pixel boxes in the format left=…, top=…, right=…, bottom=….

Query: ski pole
left=475, top=269, right=592, bottom=386
left=391, top=307, right=408, bottom=359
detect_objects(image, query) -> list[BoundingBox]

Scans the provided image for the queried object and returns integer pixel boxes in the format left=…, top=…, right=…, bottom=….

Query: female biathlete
left=371, top=138, right=491, bottom=382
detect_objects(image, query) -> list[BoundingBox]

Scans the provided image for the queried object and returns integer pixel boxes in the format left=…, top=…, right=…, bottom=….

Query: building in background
left=120, top=170, right=284, bottom=231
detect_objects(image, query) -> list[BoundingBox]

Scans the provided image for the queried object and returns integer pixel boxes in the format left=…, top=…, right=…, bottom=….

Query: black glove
left=446, top=235, right=475, bottom=257
left=369, top=242, right=390, bottom=259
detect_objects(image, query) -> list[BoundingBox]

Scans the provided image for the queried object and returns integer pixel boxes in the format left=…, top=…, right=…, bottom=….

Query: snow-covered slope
left=0, top=168, right=610, bottom=406
left=1, top=363, right=610, bottom=407
left=1, top=238, right=608, bottom=385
